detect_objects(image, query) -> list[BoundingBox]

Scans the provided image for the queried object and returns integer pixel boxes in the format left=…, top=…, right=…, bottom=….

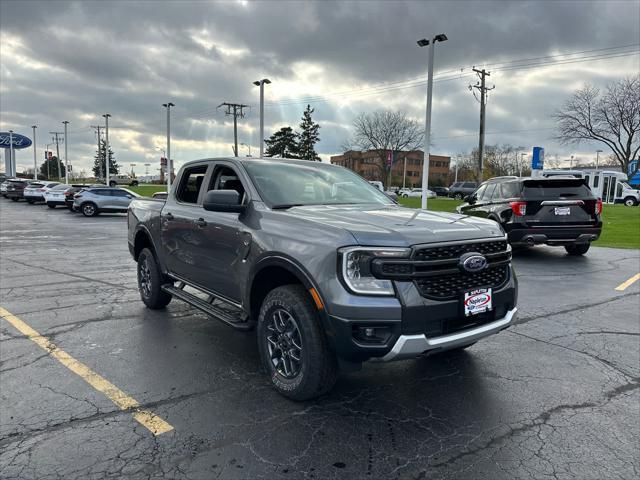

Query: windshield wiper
left=271, top=203, right=307, bottom=210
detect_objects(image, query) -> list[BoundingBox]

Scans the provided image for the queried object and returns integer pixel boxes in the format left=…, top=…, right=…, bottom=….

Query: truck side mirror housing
left=203, top=190, right=246, bottom=213
left=464, top=195, right=474, bottom=203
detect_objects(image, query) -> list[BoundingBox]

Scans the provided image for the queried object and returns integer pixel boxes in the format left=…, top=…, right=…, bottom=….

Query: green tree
left=264, top=127, right=299, bottom=158
left=40, top=156, right=66, bottom=180
left=92, top=140, right=119, bottom=178
left=297, top=105, right=321, bottom=161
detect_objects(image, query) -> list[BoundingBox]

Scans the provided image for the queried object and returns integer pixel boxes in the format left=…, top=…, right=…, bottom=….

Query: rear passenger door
left=161, top=163, right=211, bottom=284
left=110, top=189, right=133, bottom=210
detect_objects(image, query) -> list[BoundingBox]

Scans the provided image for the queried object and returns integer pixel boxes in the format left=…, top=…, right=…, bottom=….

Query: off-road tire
left=81, top=202, right=98, bottom=217
left=257, top=285, right=338, bottom=401
left=565, top=243, right=590, bottom=256
left=137, top=248, right=172, bottom=309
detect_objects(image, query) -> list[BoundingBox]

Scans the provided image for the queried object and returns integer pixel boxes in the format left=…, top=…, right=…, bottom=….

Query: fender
left=132, top=225, right=167, bottom=272
left=246, top=253, right=328, bottom=313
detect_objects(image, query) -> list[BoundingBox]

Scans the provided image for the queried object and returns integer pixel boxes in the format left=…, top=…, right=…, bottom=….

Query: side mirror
left=203, top=190, right=245, bottom=213
left=464, top=195, right=473, bottom=203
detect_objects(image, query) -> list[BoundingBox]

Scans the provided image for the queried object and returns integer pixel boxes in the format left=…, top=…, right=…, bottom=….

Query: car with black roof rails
left=457, top=175, right=603, bottom=255
left=128, top=157, right=518, bottom=400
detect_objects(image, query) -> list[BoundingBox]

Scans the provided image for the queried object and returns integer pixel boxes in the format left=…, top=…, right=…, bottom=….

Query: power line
left=218, top=102, right=248, bottom=156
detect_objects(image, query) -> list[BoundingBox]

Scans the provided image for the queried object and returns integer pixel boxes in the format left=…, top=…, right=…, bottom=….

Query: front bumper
left=380, top=308, right=517, bottom=361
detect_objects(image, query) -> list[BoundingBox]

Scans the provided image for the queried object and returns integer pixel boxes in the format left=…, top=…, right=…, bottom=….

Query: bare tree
left=554, top=75, right=640, bottom=177
left=351, top=110, right=424, bottom=181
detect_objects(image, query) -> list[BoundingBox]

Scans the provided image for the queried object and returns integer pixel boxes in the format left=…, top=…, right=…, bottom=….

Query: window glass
left=92, top=189, right=111, bottom=196
left=463, top=182, right=477, bottom=188
left=473, top=185, right=487, bottom=200
left=208, top=165, right=246, bottom=204
left=483, top=183, right=497, bottom=200
left=501, top=182, right=521, bottom=198
left=176, top=165, right=208, bottom=204
left=522, top=179, right=594, bottom=199
left=110, top=189, right=130, bottom=197
left=243, top=160, right=392, bottom=207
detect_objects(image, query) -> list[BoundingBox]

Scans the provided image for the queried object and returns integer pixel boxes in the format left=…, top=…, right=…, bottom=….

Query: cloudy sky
left=1, top=0, right=639, bottom=176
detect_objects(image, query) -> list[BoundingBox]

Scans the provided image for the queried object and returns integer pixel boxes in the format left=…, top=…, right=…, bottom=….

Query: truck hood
left=283, top=204, right=504, bottom=246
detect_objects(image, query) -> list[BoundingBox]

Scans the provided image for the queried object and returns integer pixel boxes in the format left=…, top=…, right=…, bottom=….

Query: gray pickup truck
left=128, top=158, right=518, bottom=400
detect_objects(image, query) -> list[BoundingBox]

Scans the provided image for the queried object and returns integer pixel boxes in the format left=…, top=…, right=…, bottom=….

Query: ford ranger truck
left=128, top=158, right=518, bottom=400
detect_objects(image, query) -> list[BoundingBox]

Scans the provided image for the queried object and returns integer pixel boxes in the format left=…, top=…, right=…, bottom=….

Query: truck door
left=197, top=162, right=252, bottom=302
left=161, top=163, right=211, bottom=283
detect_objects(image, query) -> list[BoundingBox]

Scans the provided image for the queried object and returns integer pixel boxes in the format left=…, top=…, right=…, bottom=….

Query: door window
left=208, top=165, right=246, bottom=203
left=483, top=183, right=497, bottom=200
left=176, top=165, right=208, bottom=204
left=473, top=185, right=487, bottom=201
left=500, top=182, right=521, bottom=198
left=110, top=189, right=130, bottom=197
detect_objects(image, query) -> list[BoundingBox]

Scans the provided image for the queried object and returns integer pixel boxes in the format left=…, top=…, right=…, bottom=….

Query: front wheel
left=26, top=199, right=34, bottom=204
left=624, top=197, right=638, bottom=207
left=131, top=181, right=139, bottom=186
left=47, top=204, right=56, bottom=209
left=257, top=285, right=338, bottom=401
left=565, top=243, right=590, bottom=256
left=109, top=181, right=117, bottom=187
left=10, top=197, right=18, bottom=202
left=137, top=248, right=172, bottom=309
left=81, top=202, right=98, bottom=217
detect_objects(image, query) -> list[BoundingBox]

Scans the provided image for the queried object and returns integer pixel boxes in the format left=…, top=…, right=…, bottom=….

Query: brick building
left=330, top=150, right=451, bottom=188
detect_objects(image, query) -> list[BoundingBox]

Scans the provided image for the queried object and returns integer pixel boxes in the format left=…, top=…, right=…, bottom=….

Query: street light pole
left=570, top=155, right=574, bottom=169
left=162, top=102, right=174, bottom=192
left=596, top=149, right=602, bottom=169
left=417, top=34, right=447, bottom=210
left=253, top=79, right=271, bottom=157
left=8, top=130, right=15, bottom=177
left=31, top=126, right=37, bottom=180
left=455, top=154, right=460, bottom=183
left=103, top=114, right=111, bottom=185
left=62, top=121, right=69, bottom=184
left=46, top=142, right=53, bottom=179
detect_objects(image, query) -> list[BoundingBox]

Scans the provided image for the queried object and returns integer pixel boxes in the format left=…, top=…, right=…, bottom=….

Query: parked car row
left=0, top=177, right=141, bottom=217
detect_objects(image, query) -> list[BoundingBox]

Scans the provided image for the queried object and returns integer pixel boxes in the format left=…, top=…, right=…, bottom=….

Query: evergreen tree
left=297, top=104, right=321, bottom=161
left=264, top=127, right=299, bottom=158
left=92, top=140, right=119, bottom=178
left=39, top=156, right=66, bottom=180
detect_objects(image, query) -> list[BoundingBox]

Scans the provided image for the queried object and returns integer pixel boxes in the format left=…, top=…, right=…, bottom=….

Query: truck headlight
left=339, top=247, right=410, bottom=295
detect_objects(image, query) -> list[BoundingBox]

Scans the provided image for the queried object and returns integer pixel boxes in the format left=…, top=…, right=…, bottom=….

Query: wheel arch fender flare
left=133, top=225, right=162, bottom=264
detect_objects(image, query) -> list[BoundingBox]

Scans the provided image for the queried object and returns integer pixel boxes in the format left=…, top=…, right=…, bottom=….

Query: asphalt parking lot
left=1, top=199, right=639, bottom=480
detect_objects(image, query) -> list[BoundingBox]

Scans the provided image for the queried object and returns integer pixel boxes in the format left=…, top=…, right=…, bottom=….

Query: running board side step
left=161, top=284, right=254, bottom=331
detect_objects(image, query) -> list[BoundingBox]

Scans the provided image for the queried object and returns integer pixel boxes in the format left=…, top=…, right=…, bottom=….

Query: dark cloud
left=1, top=0, right=638, bottom=172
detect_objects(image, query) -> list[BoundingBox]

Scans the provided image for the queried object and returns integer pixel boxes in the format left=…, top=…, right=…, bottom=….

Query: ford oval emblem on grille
left=459, top=252, right=488, bottom=272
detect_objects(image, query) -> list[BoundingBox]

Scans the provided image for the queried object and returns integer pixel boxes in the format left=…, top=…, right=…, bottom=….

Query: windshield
left=243, top=160, right=393, bottom=208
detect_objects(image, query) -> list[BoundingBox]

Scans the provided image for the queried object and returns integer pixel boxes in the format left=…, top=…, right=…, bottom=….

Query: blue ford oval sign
left=459, top=253, right=488, bottom=273
left=0, top=132, right=32, bottom=149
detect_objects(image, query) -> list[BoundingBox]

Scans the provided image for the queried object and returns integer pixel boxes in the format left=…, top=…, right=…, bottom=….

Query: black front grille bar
left=371, top=250, right=512, bottom=280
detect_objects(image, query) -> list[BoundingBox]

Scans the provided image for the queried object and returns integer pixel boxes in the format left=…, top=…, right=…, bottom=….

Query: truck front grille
left=414, top=265, right=509, bottom=300
left=371, top=238, right=511, bottom=301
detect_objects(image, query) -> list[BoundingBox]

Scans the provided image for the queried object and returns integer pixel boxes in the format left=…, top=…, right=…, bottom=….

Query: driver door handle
left=195, top=218, right=207, bottom=227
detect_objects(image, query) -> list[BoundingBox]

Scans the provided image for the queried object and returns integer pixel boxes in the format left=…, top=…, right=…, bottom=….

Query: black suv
left=457, top=176, right=602, bottom=255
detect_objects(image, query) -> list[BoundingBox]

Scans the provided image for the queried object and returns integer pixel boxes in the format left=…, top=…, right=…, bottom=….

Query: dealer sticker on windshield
left=464, top=288, right=492, bottom=316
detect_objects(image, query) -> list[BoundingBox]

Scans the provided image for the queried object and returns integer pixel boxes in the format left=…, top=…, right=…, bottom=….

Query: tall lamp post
left=103, top=114, right=111, bottom=185
left=62, top=121, right=69, bottom=183
left=596, top=149, right=603, bottom=169
left=31, top=126, right=37, bottom=180
left=417, top=34, right=447, bottom=210
left=253, top=79, right=271, bottom=158
left=162, top=102, right=174, bottom=192
left=8, top=130, right=15, bottom=177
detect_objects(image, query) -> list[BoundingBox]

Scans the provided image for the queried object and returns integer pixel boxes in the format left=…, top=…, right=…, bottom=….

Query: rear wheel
left=47, top=204, right=56, bottom=209
left=624, top=196, right=638, bottom=207
left=455, top=193, right=464, bottom=200
left=565, top=243, right=590, bottom=256
left=137, top=248, right=172, bottom=309
left=81, top=202, right=98, bottom=217
left=26, top=199, right=34, bottom=204
left=109, top=181, right=117, bottom=187
left=257, top=285, right=338, bottom=401
left=10, top=197, right=18, bottom=202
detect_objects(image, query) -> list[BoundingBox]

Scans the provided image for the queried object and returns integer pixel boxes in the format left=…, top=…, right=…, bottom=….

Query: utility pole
left=596, top=149, right=602, bottom=169
left=402, top=154, right=407, bottom=189
left=46, top=142, right=53, bottom=179
left=103, top=114, right=111, bottom=186
left=162, top=103, right=174, bottom=192
left=471, top=68, right=494, bottom=182
left=91, top=125, right=103, bottom=180
left=253, top=79, right=271, bottom=157
left=49, top=131, right=64, bottom=179
left=218, top=102, right=248, bottom=157
left=62, top=121, right=69, bottom=183
left=31, top=126, right=37, bottom=180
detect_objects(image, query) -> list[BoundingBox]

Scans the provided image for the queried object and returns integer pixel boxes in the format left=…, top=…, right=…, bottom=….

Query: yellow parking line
left=0, top=306, right=173, bottom=436
left=615, top=273, right=640, bottom=291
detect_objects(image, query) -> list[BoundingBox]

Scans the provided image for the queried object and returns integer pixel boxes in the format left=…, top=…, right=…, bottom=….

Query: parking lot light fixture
left=253, top=79, right=271, bottom=158
left=418, top=34, right=447, bottom=210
